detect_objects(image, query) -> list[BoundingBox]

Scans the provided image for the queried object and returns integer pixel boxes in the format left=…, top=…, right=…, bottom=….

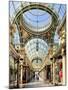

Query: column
left=20, top=61, right=23, bottom=87
left=62, top=55, right=65, bottom=85
left=51, top=63, right=53, bottom=83
left=53, top=58, right=55, bottom=85
left=44, top=66, right=46, bottom=81
left=17, top=60, right=19, bottom=88
left=13, top=58, right=15, bottom=87
left=62, top=48, right=66, bottom=85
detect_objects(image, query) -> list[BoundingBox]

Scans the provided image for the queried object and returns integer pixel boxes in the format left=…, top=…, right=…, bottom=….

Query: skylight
left=25, top=38, right=49, bottom=62
left=23, top=9, right=52, bottom=32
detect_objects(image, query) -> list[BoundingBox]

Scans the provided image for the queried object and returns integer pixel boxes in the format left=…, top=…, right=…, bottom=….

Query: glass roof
left=23, top=9, right=52, bottom=32
left=25, top=38, right=49, bottom=62
left=9, top=1, right=66, bottom=68
left=9, top=1, right=66, bottom=33
left=9, top=1, right=66, bottom=23
left=13, top=25, right=20, bottom=45
left=54, top=31, right=60, bottom=45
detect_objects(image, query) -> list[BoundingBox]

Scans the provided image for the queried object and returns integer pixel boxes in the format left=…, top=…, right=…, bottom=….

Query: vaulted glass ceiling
left=25, top=38, right=49, bottom=62
left=23, top=9, right=52, bottom=32
left=9, top=1, right=66, bottom=24
left=9, top=1, right=66, bottom=69
left=9, top=1, right=66, bottom=33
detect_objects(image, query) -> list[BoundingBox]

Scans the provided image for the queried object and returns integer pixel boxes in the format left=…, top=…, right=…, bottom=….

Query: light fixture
left=36, top=9, right=39, bottom=52
left=36, top=39, right=39, bottom=51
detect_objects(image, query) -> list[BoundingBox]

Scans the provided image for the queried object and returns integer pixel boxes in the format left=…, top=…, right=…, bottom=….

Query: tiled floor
left=23, top=81, right=52, bottom=88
